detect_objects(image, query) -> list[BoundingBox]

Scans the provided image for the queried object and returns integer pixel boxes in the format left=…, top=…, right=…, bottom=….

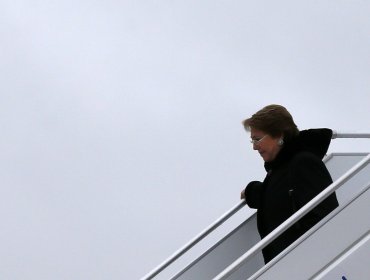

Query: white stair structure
left=141, top=132, right=370, bottom=280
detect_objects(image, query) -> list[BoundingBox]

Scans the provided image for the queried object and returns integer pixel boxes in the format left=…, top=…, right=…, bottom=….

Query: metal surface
left=255, top=184, right=370, bottom=280
left=141, top=201, right=246, bottom=280
left=248, top=181, right=370, bottom=280
left=331, top=131, right=370, bottom=139
left=170, top=214, right=263, bottom=280
left=313, top=232, right=370, bottom=279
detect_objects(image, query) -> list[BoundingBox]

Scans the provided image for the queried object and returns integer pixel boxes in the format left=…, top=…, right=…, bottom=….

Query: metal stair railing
left=247, top=181, right=370, bottom=280
left=141, top=132, right=370, bottom=280
left=331, top=131, right=370, bottom=139
left=141, top=201, right=246, bottom=280
left=213, top=153, right=370, bottom=280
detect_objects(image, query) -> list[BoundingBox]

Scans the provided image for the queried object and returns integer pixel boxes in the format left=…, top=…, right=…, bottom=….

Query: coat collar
left=264, top=128, right=333, bottom=172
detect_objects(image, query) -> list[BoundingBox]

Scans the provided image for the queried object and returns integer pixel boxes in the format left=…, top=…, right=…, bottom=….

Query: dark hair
left=242, top=104, right=299, bottom=141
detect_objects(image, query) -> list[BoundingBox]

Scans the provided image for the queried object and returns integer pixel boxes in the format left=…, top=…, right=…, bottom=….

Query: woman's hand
left=240, top=189, right=246, bottom=200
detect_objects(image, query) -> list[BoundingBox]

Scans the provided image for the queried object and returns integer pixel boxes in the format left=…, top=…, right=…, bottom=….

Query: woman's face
left=250, top=127, right=282, bottom=162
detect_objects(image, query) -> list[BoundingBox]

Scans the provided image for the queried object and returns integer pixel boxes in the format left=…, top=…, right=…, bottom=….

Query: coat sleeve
left=244, top=181, right=264, bottom=209
left=289, top=152, right=338, bottom=230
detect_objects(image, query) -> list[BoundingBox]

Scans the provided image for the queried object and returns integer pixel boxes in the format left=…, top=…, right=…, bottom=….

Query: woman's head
left=243, top=104, right=299, bottom=140
left=242, top=104, right=299, bottom=162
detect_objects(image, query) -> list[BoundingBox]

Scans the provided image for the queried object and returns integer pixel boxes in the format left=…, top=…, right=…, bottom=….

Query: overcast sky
left=1, top=1, right=370, bottom=279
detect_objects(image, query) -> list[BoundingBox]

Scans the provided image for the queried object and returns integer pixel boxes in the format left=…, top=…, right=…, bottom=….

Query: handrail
left=141, top=131, right=370, bottom=279
left=249, top=181, right=370, bottom=280
left=332, top=131, right=370, bottom=139
left=323, top=152, right=369, bottom=163
left=141, top=200, right=246, bottom=280
left=213, top=153, right=370, bottom=280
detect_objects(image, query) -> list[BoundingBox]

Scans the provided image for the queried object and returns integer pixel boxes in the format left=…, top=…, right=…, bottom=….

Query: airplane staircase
left=141, top=132, right=370, bottom=280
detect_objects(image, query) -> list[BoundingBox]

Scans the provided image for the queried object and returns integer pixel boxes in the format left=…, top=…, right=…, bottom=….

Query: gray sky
left=1, top=1, right=370, bottom=279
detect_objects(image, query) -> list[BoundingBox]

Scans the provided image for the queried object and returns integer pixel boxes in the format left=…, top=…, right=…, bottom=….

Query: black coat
left=245, top=128, right=339, bottom=263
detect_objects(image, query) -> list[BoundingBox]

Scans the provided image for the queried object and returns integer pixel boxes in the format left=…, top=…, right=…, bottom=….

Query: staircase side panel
left=172, top=214, right=264, bottom=280
left=253, top=186, right=370, bottom=280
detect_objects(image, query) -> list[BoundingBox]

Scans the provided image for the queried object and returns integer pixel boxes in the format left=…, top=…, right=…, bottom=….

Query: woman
left=240, top=104, right=338, bottom=264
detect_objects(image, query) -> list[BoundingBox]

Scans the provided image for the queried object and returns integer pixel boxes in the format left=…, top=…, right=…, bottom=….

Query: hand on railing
left=240, top=189, right=246, bottom=200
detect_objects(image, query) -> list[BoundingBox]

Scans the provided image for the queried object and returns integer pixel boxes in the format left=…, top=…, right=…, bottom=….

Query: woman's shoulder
left=289, top=151, right=330, bottom=181
left=290, top=150, right=323, bottom=165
